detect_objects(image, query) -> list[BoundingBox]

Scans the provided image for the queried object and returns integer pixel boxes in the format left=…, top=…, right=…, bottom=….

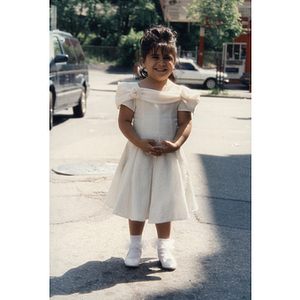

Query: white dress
left=106, top=82, right=200, bottom=224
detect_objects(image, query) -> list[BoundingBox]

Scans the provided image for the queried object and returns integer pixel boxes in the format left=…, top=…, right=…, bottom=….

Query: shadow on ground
left=52, top=114, right=76, bottom=128
left=200, top=154, right=251, bottom=198
left=145, top=154, right=251, bottom=300
left=50, top=257, right=169, bottom=297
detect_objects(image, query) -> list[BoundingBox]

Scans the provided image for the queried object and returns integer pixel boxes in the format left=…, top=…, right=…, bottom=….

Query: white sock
left=130, top=235, right=142, bottom=244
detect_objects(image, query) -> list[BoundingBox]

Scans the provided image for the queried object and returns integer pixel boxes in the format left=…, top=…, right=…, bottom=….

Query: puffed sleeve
left=115, top=82, right=141, bottom=112
left=178, top=86, right=200, bottom=113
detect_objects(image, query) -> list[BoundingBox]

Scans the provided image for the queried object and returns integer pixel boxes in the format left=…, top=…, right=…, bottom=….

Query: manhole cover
left=52, top=162, right=118, bottom=176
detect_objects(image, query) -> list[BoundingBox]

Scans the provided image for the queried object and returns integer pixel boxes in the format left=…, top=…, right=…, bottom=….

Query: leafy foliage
left=51, top=0, right=160, bottom=46
left=117, top=28, right=144, bottom=66
left=187, top=0, right=247, bottom=50
left=50, top=0, right=97, bottom=44
left=50, top=0, right=248, bottom=65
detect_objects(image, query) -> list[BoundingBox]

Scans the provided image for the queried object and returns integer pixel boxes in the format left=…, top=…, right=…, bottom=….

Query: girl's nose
left=158, top=57, right=165, bottom=65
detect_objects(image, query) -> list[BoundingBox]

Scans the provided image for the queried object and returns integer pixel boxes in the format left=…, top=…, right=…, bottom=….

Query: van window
left=60, top=37, right=76, bottom=64
left=53, top=37, right=63, bottom=56
left=70, top=38, right=85, bottom=64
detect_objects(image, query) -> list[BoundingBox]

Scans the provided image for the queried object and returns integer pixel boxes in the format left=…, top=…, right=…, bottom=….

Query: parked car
left=174, top=58, right=229, bottom=89
left=240, top=73, right=251, bottom=87
left=49, top=30, right=89, bottom=129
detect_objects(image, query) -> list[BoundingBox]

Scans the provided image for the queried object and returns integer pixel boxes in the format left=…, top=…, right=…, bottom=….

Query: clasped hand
left=138, top=139, right=179, bottom=156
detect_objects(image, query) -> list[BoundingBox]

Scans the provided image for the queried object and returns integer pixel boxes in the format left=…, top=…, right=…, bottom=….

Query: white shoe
left=124, top=240, right=143, bottom=268
left=157, top=238, right=177, bottom=270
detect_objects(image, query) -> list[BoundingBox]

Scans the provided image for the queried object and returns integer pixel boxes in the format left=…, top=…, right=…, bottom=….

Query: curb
left=201, top=94, right=251, bottom=99
left=90, top=88, right=117, bottom=93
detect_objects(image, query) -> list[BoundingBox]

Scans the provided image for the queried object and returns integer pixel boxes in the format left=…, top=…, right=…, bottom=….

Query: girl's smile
left=142, top=48, right=175, bottom=82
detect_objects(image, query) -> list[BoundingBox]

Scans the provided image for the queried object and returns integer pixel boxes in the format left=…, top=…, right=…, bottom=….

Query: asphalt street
left=49, top=66, right=251, bottom=299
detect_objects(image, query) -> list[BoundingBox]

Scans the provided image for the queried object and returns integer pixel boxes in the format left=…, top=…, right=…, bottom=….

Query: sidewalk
left=88, top=64, right=251, bottom=99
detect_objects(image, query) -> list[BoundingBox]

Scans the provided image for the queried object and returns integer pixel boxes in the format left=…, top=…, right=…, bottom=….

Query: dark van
left=49, top=30, right=89, bottom=129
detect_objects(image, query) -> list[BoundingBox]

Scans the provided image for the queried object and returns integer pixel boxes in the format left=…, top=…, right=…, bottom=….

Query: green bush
left=117, top=28, right=144, bottom=67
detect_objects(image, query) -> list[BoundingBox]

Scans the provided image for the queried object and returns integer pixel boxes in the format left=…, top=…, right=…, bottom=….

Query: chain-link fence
left=82, top=45, right=118, bottom=64
left=203, top=51, right=222, bottom=69
left=178, top=46, right=198, bottom=62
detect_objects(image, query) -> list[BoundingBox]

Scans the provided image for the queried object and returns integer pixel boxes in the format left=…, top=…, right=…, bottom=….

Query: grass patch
left=209, top=88, right=229, bottom=95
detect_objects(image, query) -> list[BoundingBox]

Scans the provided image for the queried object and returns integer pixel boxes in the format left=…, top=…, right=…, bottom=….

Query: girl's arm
left=118, top=105, right=161, bottom=155
left=154, top=111, right=192, bottom=154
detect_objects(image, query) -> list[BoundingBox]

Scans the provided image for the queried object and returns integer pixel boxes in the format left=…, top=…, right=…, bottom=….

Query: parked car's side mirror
left=54, top=54, right=69, bottom=64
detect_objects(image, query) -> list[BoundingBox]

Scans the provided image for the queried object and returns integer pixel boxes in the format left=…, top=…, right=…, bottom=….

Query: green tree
left=88, top=0, right=119, bottom=46
left=116, top=0, right=160, bottom=45
left=170, top=23, right=200, bottom=51
left=187, top=0, right=246, bottom=51
left=50, top=0, right=161, bottom=47
left=50, top=0, right=98, bottom=44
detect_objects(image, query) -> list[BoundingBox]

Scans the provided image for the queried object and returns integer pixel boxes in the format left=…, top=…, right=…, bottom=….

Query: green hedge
left=117, top=28, right=144, bottom=66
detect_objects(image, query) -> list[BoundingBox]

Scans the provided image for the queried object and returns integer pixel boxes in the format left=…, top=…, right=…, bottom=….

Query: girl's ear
left=141, top=57, right=145, bottom=68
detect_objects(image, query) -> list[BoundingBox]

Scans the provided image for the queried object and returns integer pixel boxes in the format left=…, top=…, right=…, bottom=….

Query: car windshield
left=178, top=62, right=196, bottom=71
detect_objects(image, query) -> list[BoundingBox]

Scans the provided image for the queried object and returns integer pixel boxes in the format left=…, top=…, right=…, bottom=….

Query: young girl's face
left=142, top=47, right=176, bottom=82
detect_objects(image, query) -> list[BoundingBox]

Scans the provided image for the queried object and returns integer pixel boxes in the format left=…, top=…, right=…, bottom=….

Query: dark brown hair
left=139, top=25, right=178, bottom=81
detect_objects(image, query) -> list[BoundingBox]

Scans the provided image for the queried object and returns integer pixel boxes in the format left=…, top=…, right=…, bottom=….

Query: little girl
left=106, top=25, right=200, bottom=270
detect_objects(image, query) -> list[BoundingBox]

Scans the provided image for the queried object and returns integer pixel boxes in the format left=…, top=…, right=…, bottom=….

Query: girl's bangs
left=152, top=43, right=177, bottom=57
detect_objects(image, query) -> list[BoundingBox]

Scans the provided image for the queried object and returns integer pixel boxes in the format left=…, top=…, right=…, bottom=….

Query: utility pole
left=197, top=27, right=205, bottom=67
left=51, top=5, right=57, bottom=30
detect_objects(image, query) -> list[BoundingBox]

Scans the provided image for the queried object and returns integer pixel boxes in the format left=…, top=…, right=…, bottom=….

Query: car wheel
left=49, top=91, right=53, bottom=130
left=73, top=87, right=87, bottom=117
left=204, top=78, right=217, bottom=89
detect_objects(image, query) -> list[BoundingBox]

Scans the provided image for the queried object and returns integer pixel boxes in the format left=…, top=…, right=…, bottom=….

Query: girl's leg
left=129, top=220, right=145, bottom=235
left=125, top=220, right=145, bottom=268
left=155, top=222, right=171, bottom=239
left=155, top=222, right=177, bottom=270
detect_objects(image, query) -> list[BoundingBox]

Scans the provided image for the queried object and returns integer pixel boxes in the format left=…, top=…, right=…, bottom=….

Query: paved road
left=50, top=69, right=251, bottom=299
